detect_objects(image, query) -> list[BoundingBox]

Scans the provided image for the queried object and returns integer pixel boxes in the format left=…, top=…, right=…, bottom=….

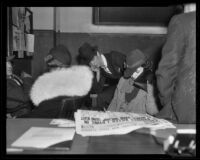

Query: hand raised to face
left=131, top=67, right=144, bottom=80
left=90, top=51, right=104, bottom=71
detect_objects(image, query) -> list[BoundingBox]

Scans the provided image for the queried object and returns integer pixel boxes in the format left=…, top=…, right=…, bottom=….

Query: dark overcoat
left=7, top=76, right=33, bottom=116
left=155, top=12, right=196, bottom=123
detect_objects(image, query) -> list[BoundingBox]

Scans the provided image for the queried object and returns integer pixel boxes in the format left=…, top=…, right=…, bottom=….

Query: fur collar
left=30, top=65, right=93, bottom=106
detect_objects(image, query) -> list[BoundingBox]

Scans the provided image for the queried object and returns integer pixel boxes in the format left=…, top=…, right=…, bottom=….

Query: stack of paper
left=50, top=119, right=75, bottom=127
left=11, top=127, right=75, bottom=150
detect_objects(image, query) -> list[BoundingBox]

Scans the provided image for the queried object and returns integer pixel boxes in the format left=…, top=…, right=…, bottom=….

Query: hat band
left=127, top=59, right=145, bottom=69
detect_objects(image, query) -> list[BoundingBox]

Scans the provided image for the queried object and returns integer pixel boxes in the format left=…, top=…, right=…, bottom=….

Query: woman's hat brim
left=124, top=66, right=138, bottom=78
left=124, top=59, right=145, bottom=78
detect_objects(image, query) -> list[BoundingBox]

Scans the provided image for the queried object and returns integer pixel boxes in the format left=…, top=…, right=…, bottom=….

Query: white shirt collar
left=100, top=54, right=112, bottom=74
left=101, top=54, right=107, bottom=67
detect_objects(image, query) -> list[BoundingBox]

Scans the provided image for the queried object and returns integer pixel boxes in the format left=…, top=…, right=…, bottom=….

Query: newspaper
left=50, top=119, right=75, bottom=127
left=75, top=110, right=176, bottom=137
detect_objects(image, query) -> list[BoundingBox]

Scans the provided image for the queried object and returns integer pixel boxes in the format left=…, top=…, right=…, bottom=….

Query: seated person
left=6, top=55, right=34, bottom=118
left=22, top=66, right=93, bottom=119
left=107, top=49, right=158, bottom=115
left=21, top=45, right=91, bottom=119
left=77, top=42, right=126, bottom=110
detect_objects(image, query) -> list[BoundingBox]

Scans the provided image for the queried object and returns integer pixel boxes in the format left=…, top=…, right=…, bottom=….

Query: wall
left=31, top=7, right=167, bottom=34
left=31, top=7, right=55, bottom=78
left=32, top=30, right=54, bottom=79
left=32, top=31, right=165, bottom=79
left=31, top=7, right=166, bottom=79
left=32, top=7, right=54, bottom=30
left=58, top=33, right=165, bottom=69
left=59, top=7, right=167, bottom=34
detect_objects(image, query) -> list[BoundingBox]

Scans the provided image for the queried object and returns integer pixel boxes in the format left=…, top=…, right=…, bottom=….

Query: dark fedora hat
left=6, top=55, right=15, bottom=61
left=124, top=49, right=146, bottom=78
left=78, top=42, right=98, bottom=65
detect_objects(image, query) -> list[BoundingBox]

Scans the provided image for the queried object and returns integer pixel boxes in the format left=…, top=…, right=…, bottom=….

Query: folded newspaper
left=75, top=110, right=176, bottom=137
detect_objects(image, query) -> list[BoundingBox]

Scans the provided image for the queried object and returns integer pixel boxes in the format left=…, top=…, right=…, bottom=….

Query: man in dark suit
left=77, top=43, right=126, bottom=110
left=155, top=9, right=196, bottom=123
left=6, top=55, right=34, bottom=118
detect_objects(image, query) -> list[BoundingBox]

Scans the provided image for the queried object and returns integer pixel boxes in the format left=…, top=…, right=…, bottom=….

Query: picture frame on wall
left=93, top=6, right=183, bottom=26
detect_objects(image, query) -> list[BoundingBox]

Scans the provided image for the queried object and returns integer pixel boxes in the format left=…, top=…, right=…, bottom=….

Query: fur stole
left=30, top=65, right=93, bottom=106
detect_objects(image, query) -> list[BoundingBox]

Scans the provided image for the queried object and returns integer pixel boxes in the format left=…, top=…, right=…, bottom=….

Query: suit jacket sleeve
left=22, top=77, right=34, bottom=99
left=7, top=79, right=28, bottom=102
left=155, top=15, right=185, bottom=107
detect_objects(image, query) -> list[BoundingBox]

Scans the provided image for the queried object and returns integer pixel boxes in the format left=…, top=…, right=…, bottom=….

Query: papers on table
left=11, top=127, right=75, bottom=149
left=50, top=119, right=75, bottom=127
left=10, top=110, right=176, bottom=150
left=75, top=110, right=176, bottom=137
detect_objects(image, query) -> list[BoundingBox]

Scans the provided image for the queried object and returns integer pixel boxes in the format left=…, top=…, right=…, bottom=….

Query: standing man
left=155, top=5, right=196, bottom=123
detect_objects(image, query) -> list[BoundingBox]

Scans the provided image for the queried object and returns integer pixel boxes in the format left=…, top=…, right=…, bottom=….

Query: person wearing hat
left=107, top=49, right=158, bottom=115
left=6, top=55, right=34, bottom=118
left=77, top=42, right=126, bottom=110
left=77, top=42, right=126, bottom=80
left=44, top=44, right=72, bottom=72
left=20, top=45, right=92, bottom=119
left=21, top=65, right=93, bottom=119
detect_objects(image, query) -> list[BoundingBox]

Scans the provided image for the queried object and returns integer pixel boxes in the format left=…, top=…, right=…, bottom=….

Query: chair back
left=59, top=96, right=83, bottom=119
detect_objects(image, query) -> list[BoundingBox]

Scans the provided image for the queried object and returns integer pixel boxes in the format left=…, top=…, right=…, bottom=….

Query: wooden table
left=6, top=118, right=195, bottom=154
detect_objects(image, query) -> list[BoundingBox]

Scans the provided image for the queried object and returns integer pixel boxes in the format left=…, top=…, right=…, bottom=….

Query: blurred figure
left=155, top=5, right=196, bottom=123
left=7, top=55, right=34, bottom=118
left=108, top=49, right=158, bottom=115
left=77, top=42, right=126, bottom=110
left=183, top=3, right=196, bottom=13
